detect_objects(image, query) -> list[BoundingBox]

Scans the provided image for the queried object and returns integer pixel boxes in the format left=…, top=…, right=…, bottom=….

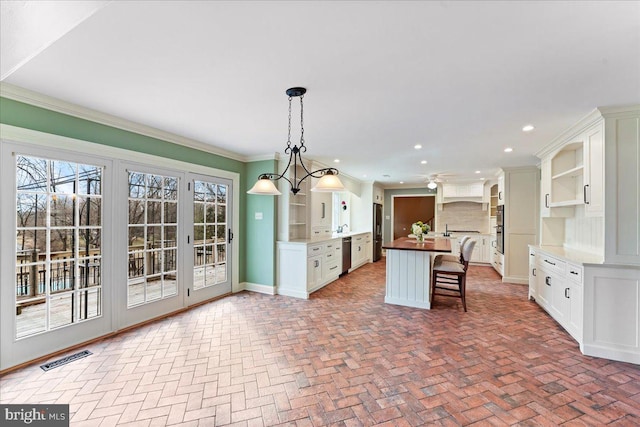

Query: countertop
left=531, top=245, right=604, bottom=265
left=383, top=237, right=452, bottom=253
left=280, top=231, right=371, bottom=245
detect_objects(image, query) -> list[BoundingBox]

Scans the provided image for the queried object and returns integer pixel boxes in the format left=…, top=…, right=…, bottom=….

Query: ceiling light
left=427, top=180, right=438, bottom=190
left=414, top=144, right=422, bottom=149
left=400, top=181, right=404, bottom=184
left=504, top=147, right=513, bottom=153
left=522, top=124, right=535, bottom=132
left=334, top=159, right=340, bottom=163
left=248, top=87, right=345, bottom=195
left=475, top=170, right=481, bottom=174
left=421, top=160, right=427, bottom=164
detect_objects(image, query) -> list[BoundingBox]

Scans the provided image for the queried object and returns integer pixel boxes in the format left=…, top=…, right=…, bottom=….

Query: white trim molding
left=242, top=282, right=276, bottom=295
left=1, top=82, right=246, bottom=162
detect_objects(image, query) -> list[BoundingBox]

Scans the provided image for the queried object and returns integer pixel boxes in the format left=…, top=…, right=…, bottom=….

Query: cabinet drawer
left=537, top=254, right=565, bottom=274
left=566, top=263, right=583, bottom=284
left=307, top=244, right=326, bottom=256
left=323, top=260, right=341, bottom=278
left=325, top=251, right=337, bottom=262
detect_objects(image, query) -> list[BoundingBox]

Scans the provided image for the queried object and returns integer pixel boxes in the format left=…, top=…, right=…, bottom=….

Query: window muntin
left=15, top=156, right=103, bottom=339
left=127, top=172, right=178, bottom=307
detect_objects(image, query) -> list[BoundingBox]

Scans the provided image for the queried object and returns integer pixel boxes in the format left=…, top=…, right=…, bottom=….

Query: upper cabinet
left=537, top=106, right=640, bottom=265
left=489, top=184, right=498, bottom=216
left=540, top=121, right=604, bottom=219
left=497, top=173, right=505, bottom=206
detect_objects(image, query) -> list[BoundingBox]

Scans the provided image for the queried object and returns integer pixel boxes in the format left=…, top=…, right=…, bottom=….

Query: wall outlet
left=255, top=212, right=263, bottom=220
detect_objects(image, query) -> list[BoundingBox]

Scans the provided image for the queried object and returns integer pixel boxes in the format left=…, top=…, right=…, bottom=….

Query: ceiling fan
left=415, top=173, right=455, bottom=189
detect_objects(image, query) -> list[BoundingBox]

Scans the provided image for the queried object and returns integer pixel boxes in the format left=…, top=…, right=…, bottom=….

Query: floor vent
left=40, top=350, right=92, bottom=371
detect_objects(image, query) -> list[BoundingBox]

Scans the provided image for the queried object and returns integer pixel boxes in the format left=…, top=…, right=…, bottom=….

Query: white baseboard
left=276, top=287, right=309, bottom=299
left=583, top=344, right=640, bottom=365
left=242, top=282, right=276, bottom=295
left=502, top=276, right=528, bottom=285
left=384, top=296, right=431, bottom=310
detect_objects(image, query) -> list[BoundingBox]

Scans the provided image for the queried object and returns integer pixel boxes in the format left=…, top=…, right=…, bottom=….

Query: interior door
left=392, top=196, right=435, bottom=240
left=186, top=174, right=233, bottom=305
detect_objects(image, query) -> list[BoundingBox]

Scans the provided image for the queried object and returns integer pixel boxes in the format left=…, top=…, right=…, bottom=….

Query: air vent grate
left=40, top=350, right=92, bottom=371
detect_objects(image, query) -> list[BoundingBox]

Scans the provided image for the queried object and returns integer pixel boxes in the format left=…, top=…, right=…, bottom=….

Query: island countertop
left=383, top=237, right=452, bottom=253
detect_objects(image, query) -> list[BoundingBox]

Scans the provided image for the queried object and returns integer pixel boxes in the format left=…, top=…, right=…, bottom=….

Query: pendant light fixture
left=247, top=87, right=345, bottom=196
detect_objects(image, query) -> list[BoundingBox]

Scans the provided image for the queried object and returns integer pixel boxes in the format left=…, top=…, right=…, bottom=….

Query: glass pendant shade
left=427, top=180, right=438, bottom=190
left=311, top=171, right=345, bottom=192
left=247, top=177, right=282, bottom=195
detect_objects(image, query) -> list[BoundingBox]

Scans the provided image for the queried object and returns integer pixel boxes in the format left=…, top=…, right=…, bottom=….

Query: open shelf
left=552, top=165, right=584, bottom=180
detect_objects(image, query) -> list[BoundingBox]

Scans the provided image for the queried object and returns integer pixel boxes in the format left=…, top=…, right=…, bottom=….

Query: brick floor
left=1, top=261, right=639, bottom=426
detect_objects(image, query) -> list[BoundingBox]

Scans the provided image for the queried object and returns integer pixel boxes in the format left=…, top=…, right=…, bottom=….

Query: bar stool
left=434, top=235, right=470, bottom=264
left=430, top=240, right=476, bottom=312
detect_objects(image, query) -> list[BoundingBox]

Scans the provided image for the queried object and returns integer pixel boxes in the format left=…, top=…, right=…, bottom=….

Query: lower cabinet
left=469, top=235, right=491, bottom=264
left=492, top=248, right=504, bottom=276
left=277, top=233, right=370, bottom=299
left=351, top=233, right=371, bottom=270
left=530, top=247, right=583, bottom=343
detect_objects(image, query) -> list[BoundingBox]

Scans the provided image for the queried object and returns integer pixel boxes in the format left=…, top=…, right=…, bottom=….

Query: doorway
left=392, top=195, right=435, bottom=240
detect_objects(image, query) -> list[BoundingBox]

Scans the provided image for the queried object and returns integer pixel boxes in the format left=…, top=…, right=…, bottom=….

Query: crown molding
left=0, top=82, right=247, bottom=162
left=245, top=153, right=279, bottom=162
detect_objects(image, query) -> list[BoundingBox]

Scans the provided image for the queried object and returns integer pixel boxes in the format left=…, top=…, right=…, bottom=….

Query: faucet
left=337, top=224, right=349, bottom=233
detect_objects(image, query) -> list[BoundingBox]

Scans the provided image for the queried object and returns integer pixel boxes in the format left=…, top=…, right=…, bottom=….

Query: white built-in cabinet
left=442, top=182, right=484, bottom=199
left=468, top=235, right=491, bottom=264
left=541, top=120, right=604, bottom=218
left=532, top=105, right=640, bottom=365
left=351, top=233, right=371, bottom=270
left=496, top=167, right=539, bottom=283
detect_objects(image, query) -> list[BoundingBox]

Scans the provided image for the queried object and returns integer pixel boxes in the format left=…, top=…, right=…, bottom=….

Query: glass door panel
left=188, top=174, right=232, bottom=304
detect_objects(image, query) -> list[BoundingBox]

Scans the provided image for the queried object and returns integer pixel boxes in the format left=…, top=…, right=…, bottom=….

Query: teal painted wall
left=244, top=161, right=278, bottom=287
left=383, top=187, right=437, bottom=243
left=0, top=96, right=280, bottom=285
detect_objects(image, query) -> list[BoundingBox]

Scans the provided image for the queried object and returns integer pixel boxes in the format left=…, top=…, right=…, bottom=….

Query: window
left=15, top=156, right=103, bottom=339
left=127, top=172, right=178, bottom=307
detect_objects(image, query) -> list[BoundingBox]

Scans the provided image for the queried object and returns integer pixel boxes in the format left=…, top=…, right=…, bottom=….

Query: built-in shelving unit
left=288, top=164, right=309, bottom=240
left=490, top=184, right=498, bottom=217
left=550, top=141, right=584, bottom=207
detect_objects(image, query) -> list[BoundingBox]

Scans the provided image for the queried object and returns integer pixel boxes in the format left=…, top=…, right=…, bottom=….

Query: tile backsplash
left=436, top=202, right=490, bottom=233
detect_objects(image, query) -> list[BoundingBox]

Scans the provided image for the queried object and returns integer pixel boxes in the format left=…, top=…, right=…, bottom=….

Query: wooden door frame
left=390, top=194, right=437, bottom=241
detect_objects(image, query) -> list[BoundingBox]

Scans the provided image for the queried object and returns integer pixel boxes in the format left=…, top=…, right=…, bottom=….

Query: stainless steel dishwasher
left=342, top=237, right=352, bottom=275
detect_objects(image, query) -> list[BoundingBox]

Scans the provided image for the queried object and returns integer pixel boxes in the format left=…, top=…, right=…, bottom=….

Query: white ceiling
left=2, top=1, right=639, bottom=187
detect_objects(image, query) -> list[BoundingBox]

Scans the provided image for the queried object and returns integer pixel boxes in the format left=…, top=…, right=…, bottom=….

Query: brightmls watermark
left=1, top=404, right=69, bottom=426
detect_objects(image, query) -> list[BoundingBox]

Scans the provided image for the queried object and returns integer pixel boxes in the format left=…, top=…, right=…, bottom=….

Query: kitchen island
left=382, top=237, right=452, bottom=309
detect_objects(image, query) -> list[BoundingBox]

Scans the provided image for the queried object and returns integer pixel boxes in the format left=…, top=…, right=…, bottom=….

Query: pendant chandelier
left=247, top=87, right=345, bottom=196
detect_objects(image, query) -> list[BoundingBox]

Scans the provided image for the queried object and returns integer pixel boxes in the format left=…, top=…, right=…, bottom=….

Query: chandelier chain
left=299, top=95, right=305, bottom=148
left=286, top=96, right=292, bottom=149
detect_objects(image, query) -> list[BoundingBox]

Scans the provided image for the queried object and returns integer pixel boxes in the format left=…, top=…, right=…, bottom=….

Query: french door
left=185, top=173, right=233, bottom=305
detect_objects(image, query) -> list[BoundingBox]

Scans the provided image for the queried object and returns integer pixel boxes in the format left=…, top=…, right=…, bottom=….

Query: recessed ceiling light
left=522, top=124, right=535, bottom=132
left=414, top=144, right=422, bottom=149
left=400, top=181, right=404, bottom=184
left=504, top=147, right=513, bottom=153
left=334, top=159, right=340, bottom=163
left=475, top=170, right=481, bottom=174
left=421, top=160, right=427, bottom=164
left=479, top=177, right=485, bottom=180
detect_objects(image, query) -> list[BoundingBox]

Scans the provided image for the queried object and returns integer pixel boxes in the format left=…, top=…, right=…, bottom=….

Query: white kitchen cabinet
left=277, top=237, right=343, bottom=299
left=277, top=163, right=310, bottom=241
left=492, top=248, right=504, bottom=276
left=365, top=234, right=372, bottom=262
left=307, top=255, right=323, bottom=292
left=469, top=235, right=491, bottom=264
left=528, top=248, right=537, bottom=300
left=351, top=233, right=370, bottom=269
left=497, top=172, right=505, bottom=206
left=310, top=190, right=332, bottom=229
left=565, top=262, right=583, bottom=341
left=583, top=122, right=604, bottom=217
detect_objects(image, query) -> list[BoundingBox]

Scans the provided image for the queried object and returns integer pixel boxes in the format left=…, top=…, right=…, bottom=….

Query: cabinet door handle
left=545, top=276, right=551, bottom=286
left=329, top=265, right=338, bottom=271
left=583, top=185, right=589, bottom=205
left=545, top=193, right=550, bottom=208
left=315, top=260, right=319, bottom=268
left=544, top=259, right=556, bottom=266
left=570, top=270, right=578, bottom=275
left=532, top=268, right=536, bottom=277
left=321, top=202, right=326, bottom=218
left=565, top=288, right=570, bottom=298
left=499, top=191, right=503, bottom=200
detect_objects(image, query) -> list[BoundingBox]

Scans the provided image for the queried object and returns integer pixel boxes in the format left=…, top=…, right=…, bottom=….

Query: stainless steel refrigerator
left=373, top=203, right=383, bottom=261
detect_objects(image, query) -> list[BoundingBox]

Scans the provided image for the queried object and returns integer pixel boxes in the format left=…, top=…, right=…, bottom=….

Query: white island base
left=383, top=237, right=452, bottom=310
